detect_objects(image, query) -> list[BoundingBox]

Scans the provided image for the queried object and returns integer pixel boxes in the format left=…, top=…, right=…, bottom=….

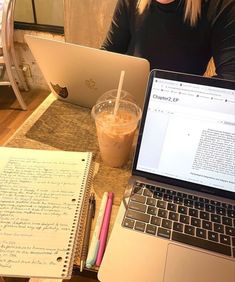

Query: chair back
left=0, top=1, right=3, bottom=21
left=0, top=0, right=28, bottom=110
left=0, top=0, right=3, bottom=43
left=204, top=58, right=216, bottom=77
left=1, top=0, right=14, bottom=51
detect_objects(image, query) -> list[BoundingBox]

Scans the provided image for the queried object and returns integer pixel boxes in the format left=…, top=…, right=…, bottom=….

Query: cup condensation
left=92, top=99, right=142, bottom=168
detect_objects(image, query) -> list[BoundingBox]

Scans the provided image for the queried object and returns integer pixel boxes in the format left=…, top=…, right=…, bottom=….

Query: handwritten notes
left=0, top=147, right=92, bottom=278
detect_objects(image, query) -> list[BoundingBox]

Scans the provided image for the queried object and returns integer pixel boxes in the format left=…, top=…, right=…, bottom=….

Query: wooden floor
left=0, top=86, right=99, bottom=282
left=0, top=86, right=49, bottom=145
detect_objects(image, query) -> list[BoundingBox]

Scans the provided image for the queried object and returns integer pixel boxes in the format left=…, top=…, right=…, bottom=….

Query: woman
left=101, top=0, right=235, bottom=80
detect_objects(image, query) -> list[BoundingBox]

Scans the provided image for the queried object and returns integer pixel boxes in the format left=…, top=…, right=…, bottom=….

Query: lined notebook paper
left=0, top=147, right=93, bottom=279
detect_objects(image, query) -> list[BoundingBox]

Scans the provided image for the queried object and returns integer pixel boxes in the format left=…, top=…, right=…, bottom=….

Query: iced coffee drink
left=92, top=99, right=141, bottom=167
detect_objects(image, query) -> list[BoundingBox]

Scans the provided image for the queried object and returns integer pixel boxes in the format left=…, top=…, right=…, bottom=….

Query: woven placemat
left=26, top=100, right=99, bottom=157
left=25, top=99, right=132, bottom=198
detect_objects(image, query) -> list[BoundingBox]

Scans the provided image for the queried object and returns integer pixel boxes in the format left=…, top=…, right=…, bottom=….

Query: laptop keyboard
left=122, top=181, right=235, bottom=258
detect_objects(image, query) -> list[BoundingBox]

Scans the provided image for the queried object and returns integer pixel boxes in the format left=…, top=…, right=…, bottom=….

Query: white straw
left=113, top=70, right=125, bottom=117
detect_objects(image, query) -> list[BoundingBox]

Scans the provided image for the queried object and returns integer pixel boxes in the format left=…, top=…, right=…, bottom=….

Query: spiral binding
left=60, top=152, right=94, bottom=278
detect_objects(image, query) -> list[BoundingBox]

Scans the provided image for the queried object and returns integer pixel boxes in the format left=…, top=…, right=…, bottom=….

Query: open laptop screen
left=133, top=70, right=235, bottom=200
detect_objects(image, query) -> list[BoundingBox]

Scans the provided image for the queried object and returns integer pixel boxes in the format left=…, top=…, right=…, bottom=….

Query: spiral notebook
left=0, top=147, right=93, bottom=279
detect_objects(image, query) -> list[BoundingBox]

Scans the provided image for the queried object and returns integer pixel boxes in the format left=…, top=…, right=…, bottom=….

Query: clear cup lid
left=96, top=89, right=137, bottom=105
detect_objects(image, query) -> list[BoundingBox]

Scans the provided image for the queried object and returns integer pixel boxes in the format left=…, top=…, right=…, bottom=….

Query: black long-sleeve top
left=102, top=0, right=235, bottom=80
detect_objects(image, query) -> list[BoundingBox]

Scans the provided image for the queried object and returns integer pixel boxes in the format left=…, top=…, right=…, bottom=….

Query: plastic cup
left=92, top=99, right=142, bottom=168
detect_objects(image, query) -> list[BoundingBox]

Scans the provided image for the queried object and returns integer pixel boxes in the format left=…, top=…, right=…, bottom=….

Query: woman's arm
left=101, top=0, right=132, bottom=53
left=211, top=0, right=235, bottom=80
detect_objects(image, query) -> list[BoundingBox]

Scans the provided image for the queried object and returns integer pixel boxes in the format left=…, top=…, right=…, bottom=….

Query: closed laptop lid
left=132, top=69, right=235, bottom=200
left=25, top=35, right=150, bottom=108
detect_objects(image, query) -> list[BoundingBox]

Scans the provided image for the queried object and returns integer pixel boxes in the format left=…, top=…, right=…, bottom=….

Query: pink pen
left=96, top=192, right=114, bottom=266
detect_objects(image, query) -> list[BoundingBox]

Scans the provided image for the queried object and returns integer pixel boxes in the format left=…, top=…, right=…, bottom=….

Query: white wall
left=14, top=30, right=64, bottom=91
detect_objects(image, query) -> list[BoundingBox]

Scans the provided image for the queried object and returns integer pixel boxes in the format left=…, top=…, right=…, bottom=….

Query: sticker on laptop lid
left=50, top=82, right=68, bottom=99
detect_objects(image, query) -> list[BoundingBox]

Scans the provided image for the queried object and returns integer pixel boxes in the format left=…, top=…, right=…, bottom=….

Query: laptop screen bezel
left=132, top=69, right=235, bottom=200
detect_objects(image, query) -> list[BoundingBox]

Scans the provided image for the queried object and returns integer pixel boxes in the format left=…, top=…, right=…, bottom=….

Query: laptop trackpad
left=164, top=243, right=235, bottom=282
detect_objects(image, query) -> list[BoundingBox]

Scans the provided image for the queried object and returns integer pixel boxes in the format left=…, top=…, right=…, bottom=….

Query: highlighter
left=86, top=192, right=108, bottom=268
left=96, top=192, right=114, bottom=266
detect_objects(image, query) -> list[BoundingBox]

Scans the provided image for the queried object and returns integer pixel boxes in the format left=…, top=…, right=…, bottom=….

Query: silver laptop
left=98, top=69, right=235, bottom=282
left=25, top=35, right=150, bottom=108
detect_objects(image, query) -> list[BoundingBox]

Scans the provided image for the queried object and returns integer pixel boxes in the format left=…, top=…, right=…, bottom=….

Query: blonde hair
left=137, top=0, right=202, bottom=26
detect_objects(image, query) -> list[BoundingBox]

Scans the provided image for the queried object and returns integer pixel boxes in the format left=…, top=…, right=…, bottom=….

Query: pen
left=86, top=192, right=108, bottom=268
left=80, top=193, right=96, bottom=272
left=96, top=192, right=114, bottom=266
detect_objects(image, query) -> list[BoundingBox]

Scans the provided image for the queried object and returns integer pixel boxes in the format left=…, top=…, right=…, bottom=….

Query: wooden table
left=3, top=94, right=133, bottom=279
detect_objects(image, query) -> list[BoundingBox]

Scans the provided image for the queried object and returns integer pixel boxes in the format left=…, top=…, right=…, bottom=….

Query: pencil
left=80, top=193, right=96, bottom=272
